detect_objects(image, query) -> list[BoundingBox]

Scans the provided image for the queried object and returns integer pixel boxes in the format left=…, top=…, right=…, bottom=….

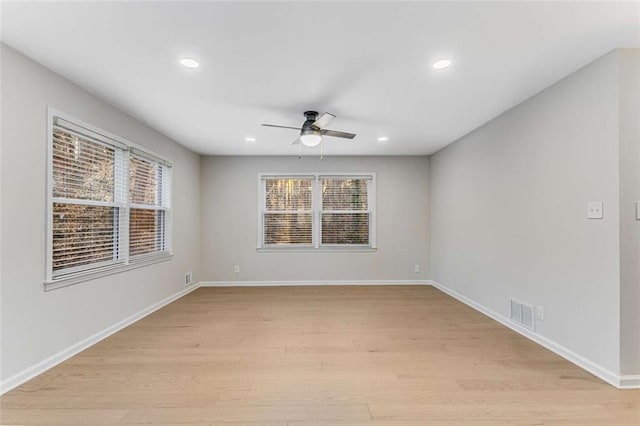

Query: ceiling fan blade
left=292, top=137, right=301, bottom=145
left=262, top=124, right=302, bottom=131
left=311, top=112, right=335, bottom=130
left=321, top=129, right=356, bottom=139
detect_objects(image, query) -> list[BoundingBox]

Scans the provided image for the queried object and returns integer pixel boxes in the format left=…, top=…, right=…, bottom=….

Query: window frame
left=45, top=108, right=173, bottom=290
left=257, top=172, right=377, bottom=252
left=128, top=151, right=173, bottom=261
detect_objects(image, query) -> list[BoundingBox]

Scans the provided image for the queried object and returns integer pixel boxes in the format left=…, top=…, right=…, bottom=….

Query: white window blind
left=258, top=174, right=375, bottom=250
left=321, top=177, right=371, bottom=246
left=129, top=154, right=172, bottom=258
left=51, top=127, right=123, bottom=276
left=263, top=177, right=313, bottom=246
left=47, top=113, right=172, bottom=286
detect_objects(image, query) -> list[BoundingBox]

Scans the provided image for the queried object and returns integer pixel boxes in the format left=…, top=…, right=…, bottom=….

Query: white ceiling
left=2, top=1, right=638, bottom=156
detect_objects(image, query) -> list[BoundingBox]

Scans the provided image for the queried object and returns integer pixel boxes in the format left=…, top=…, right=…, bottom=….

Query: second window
left=258, top=173, right=376, bottom=249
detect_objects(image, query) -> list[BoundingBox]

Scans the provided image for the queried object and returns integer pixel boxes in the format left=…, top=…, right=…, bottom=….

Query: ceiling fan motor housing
left=303, top=111, right=319, bottom=130
left=304, top=111, right=318, bottom=120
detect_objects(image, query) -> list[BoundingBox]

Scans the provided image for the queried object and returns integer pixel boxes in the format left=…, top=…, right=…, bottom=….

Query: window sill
left=257, top=247, right=377, bottom=253
left=44, top=254, right=173, bottom=291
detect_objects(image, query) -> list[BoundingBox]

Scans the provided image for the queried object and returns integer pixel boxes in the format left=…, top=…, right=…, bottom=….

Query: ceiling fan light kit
left=300, top=130, right=322, bottom=147
left=262, top=111, right=356, bottom=153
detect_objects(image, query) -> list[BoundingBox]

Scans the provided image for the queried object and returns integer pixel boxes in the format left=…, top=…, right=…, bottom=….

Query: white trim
left=257, top=173, right=377, bottom=250
left=48, top=108, right=170, bottom=163
left=53, top=116, right=129, bottom=150
left=130, top=147, right=172, bottom=167
left=51, top=197, right=119, bottom=208
left=430, top=280, right=637, bottom=389
left=313, top=176, right=321, bottom=248
left=45, top=107, right=173, bottom=290
left=201, top=280, right=432, bottom=287
left=52, top=258, right=126, bottom=281
left=256, top=177, right=262, bottom=249
left=368, top=173, right=377, bottom=248
left=619, top=375, right=640, bottom=389
left=45, top=254, right=172, bottom=291
left=256, top=247, right=376, bottom=253
left=0, top=282, right=201, bottom=395
left=45, top=110, right=54, bottom=282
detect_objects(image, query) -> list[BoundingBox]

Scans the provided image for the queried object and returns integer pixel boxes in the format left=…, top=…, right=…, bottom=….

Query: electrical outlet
left=184, top=271, right=193, bottom=286
left=234, top=265, right=240, bottom=274
left=536, top=306, right=544, bottom=321
left=587, top=201, right=603, bottom=219
left=414, top=264, right=420, bottom=273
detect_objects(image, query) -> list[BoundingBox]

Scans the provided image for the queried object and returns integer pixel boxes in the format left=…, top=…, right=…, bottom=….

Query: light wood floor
left=1, top=286, right=638, bottom=425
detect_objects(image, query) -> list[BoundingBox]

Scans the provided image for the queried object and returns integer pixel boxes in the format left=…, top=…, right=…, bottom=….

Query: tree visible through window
left=129, top=155, right=168, bottom=257
left=259, top=174, right=375, bottom=249
left=321, top=178, right=370, bottom=245
left=264, top=178, right=313, bottom=245
left=48, top=114, right=173, bottom=285
left=51, top=128, right=118, bottom=273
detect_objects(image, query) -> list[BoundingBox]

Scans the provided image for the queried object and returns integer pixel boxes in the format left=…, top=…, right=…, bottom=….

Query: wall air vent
left=510, top=298, right=535, bottom=331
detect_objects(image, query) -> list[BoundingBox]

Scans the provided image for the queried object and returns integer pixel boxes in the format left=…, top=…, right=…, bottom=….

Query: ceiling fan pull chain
left=320, top=141, right=324, bottom=161
left=298, top=141, right=302, bottom=160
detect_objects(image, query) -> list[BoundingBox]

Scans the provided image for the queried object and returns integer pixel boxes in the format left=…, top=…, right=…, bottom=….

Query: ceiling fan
left=262, top=111, right=356, bottom=147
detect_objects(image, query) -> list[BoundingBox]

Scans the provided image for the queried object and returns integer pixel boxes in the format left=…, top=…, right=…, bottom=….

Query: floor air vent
left=510, top=298, right=535, bottom=331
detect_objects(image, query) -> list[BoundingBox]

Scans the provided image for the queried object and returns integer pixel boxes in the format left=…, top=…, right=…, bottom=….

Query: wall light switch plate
left=587, top=202, right=603, bottom=219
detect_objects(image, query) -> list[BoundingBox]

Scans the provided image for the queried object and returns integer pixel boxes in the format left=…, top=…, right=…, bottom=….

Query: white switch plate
left=234, top=265, right=240, bottom=273
left=587, top=202, right=603, bottom=219
left=414, top=264, right=420, bottom=273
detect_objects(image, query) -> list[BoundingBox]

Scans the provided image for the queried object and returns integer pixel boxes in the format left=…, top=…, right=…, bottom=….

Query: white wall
left=200, top=155, right=430, bottom=282
left=0, top=45, right=202, bottom=383
left=618, top=49, right=640, bottom=376
left=430, top=51, right=622, bottom=375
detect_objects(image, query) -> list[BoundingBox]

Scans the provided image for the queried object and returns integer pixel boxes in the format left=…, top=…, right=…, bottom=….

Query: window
left=263, top=178, right=313, bottom=246
left=258, top=173, right=376, bottom=250
left=128, top=153, right=172, bottom=258
left=321, top=177, right=370, bottom=245
left=47, top=112, right=172, bottom=288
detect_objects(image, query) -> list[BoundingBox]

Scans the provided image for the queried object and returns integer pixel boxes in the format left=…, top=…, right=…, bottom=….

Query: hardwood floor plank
left=0, top=408, right=129, bottom=424
left=119, top=404, right=371, bottom=423
left=1, top=286, right=637, bottom=425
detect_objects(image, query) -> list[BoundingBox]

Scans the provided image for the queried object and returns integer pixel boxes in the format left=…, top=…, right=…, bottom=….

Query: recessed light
left=179, top=58, right=199, bottom=69
left=245, top=137, right=256, bottom=143
left=432, top=59, right=452, bottom=69
left=377, top=136, right=389, bottom=142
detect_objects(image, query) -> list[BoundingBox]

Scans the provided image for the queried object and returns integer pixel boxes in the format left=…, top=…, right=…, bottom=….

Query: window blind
left=321, top=177, right=370, bottom=245
left=48, top=114, right=172, bottom=284
left=258, top=174, right=375, bottom=249
left=129, top=154, right=172, bottom=258
left=263, top=178, right=313, bottom=246
left=51, top=128, right=122, bottom=276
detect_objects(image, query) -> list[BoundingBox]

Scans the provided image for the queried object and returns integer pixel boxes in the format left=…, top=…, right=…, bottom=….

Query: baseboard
left=619, top=374, right=640, bottom=389
left=430, top=280, right=636, bottom=390
left=0, top=282, right=201, bottom=395
left=200, top=280, right=433, bottom=287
